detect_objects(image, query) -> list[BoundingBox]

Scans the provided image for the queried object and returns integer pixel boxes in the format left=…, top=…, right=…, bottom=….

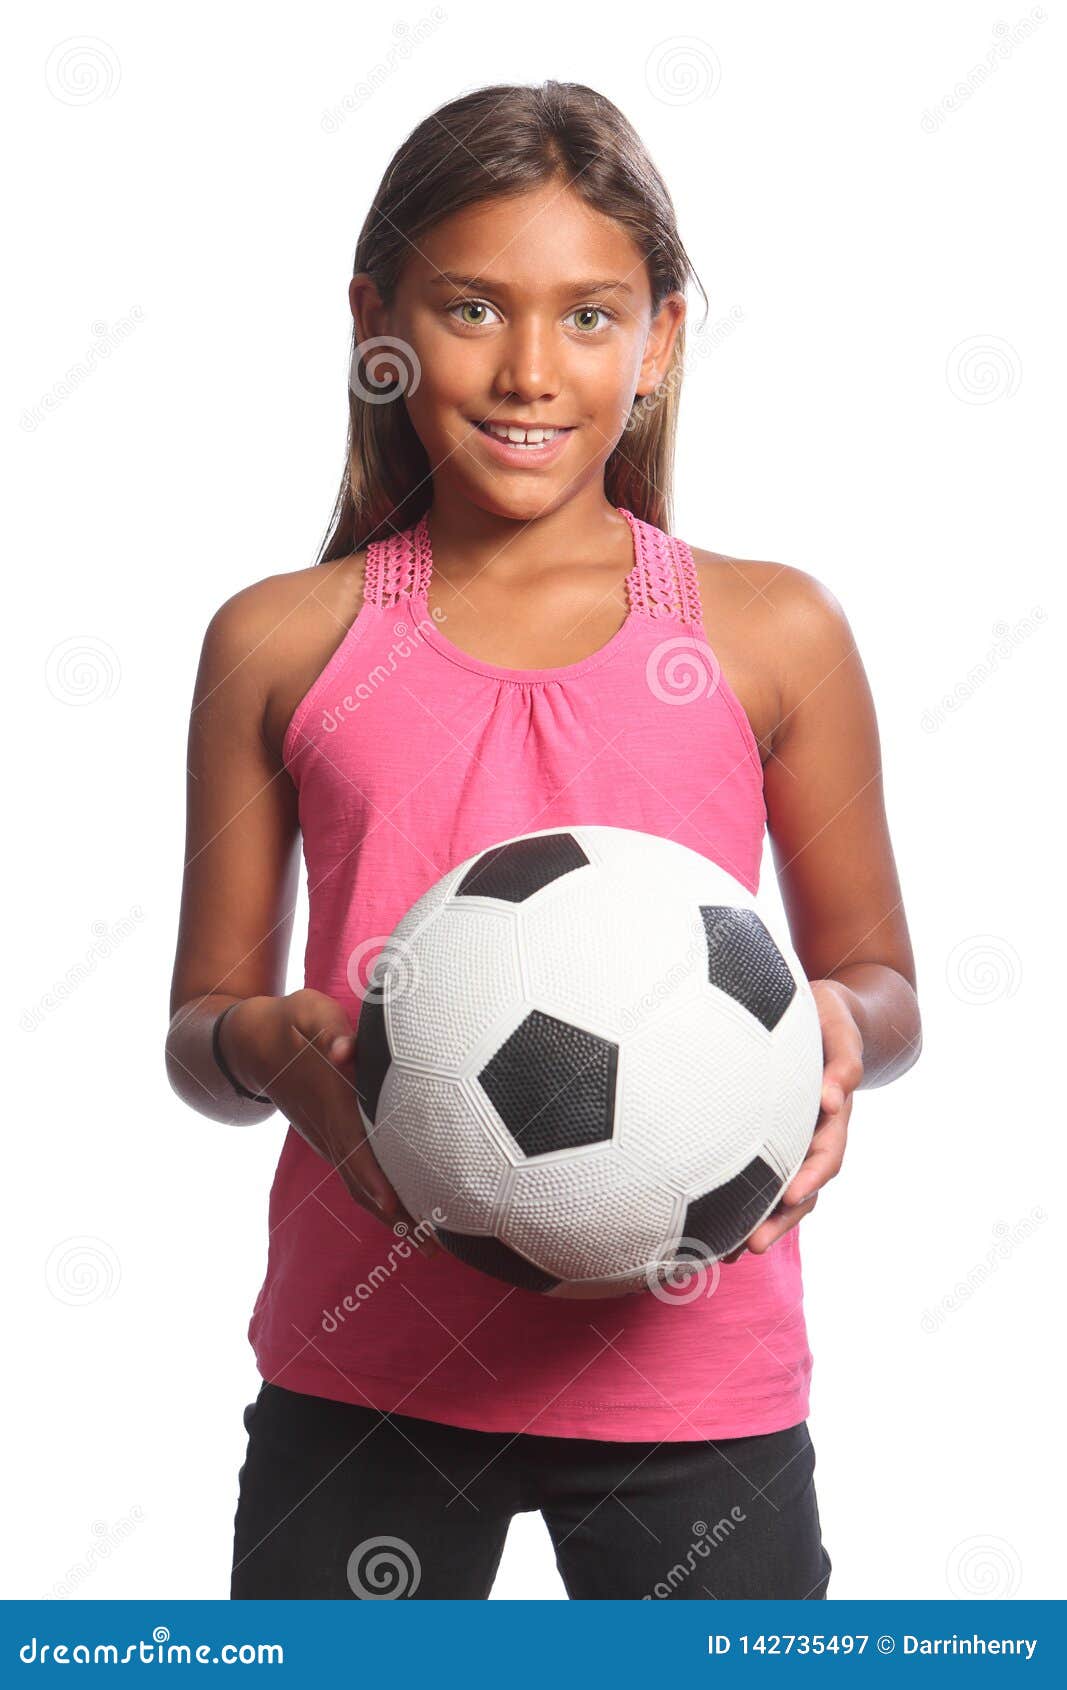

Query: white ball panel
left=502, top=1149, right=681, bottom=1282
left=385, top=903, right=520, bottom=1071
left=520, top=869, right=702, bottom=1038
left=620, top=994, right=772, bottom=1194
left=577, top=826, right=750, bottom=892
left=576, top=825, right=759, bottom=911
left=371, top=1066, right=510, bottom=1233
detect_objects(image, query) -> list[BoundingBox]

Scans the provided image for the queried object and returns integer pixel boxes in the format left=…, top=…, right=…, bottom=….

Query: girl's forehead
left=407, top=189, right=649, bottom=287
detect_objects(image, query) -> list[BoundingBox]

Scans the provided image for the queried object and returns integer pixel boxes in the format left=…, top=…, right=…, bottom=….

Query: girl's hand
left=222, top=989, right=439, bottom=1258
left=721, top=978, right=863, bottom=1263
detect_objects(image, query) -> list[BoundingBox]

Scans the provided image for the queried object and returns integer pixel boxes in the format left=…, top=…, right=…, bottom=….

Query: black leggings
left=230, top=1382, right=832, bottom=1600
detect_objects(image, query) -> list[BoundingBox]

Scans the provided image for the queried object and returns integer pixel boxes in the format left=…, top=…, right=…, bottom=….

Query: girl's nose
left=491, top=319, right=562, bottom=402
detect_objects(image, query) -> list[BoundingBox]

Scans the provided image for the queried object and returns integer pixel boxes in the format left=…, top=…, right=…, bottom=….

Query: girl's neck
left=422, top=487, right=633, bottom=586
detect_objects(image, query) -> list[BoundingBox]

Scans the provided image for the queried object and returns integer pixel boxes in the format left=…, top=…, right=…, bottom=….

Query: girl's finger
left=721, top=1113, right=846, bottom=1262
left=375, top=1195, right=439, bottom=1258
left=395, top=1210, right=440, bottom=1258
left=781, top=1131, right=846, bottom=1207
left=822, top=1076, right=845, bottom=1112
left=787, top=1089, right=852, bottom=1195
left=746, top=1190, right=819, bottom=1254
left=820, top=1028, right=864, bottom=1092
left=338, top=1169, right=434, bottom=1255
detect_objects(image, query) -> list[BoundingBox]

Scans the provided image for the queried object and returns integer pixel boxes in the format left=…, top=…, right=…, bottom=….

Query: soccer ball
left=354, top=826, right=823, bottom=1299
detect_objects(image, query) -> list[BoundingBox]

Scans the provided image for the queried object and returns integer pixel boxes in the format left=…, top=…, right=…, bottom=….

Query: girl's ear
left=636, top=291, right=686, bottom=397
left=349, top=272, right=388, bottom=343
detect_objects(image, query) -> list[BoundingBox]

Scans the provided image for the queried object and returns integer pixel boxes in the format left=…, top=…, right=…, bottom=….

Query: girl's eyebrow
left=428, top=271, right=635, bottom=297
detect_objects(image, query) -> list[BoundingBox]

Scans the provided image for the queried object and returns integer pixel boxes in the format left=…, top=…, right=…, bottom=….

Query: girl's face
left=351, top=180, right=685, bottom=522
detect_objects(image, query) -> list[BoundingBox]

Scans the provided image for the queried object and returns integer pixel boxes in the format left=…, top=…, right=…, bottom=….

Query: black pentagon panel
left=699, top=906, right=796, bottom=1031
left=479, top=1010, right=618, bottom=1158
left=435, top=1227, right=560, bottom=1293
left=354, top=989, right=391, bottom=1125
left=455, top=831, right=589, bottom=903
left=680, top=1155, right=782, bottom=1261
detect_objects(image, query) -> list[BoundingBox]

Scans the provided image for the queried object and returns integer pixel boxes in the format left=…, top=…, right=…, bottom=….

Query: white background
left=4, top=0, right=1063, bottom=1601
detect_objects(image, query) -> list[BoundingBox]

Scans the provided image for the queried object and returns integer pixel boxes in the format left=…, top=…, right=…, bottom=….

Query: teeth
left=483, top=422, right=562, bottom=445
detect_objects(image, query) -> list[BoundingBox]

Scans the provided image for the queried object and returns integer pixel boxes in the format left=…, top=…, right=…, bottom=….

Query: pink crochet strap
left=618, top=508, right=704, bottom=627
left=364, top=506, right=703, bottom=626
left=362, top=518, right=432, bottom=607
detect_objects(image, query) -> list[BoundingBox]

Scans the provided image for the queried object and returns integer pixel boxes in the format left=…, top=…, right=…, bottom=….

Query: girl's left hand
left=720, top=978, right=864, bottom=1263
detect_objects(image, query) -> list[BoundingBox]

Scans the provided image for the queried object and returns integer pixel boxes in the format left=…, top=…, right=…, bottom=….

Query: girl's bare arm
left=165, top=583, right=301, bottom=1123
left=764, top=568, right=922, bottom=1083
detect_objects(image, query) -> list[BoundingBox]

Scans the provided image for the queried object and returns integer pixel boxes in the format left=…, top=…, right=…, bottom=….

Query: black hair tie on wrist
left=212, top=1002, right=272, bottom=1104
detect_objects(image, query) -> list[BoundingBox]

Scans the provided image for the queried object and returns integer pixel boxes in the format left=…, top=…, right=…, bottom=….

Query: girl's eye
left=448, top=300, right=502, bottom=328
left=567, top=305, right=615, bottom=333
left=446, top=301, right=616, bottom=333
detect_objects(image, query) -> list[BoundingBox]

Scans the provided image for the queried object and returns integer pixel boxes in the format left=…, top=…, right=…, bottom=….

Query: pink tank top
left=248, top=506, right=813, bottom=1441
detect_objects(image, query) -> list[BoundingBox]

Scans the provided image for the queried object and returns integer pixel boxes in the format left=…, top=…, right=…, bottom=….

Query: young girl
left=167, top=81, right=920, bottom=1601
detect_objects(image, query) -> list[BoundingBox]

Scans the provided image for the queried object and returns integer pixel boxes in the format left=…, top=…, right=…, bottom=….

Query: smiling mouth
left=472, top=420, right=576, bottom=449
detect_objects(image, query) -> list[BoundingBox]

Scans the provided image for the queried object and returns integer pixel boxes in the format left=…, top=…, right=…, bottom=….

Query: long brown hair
left=318, top=80, right=706, bottom=563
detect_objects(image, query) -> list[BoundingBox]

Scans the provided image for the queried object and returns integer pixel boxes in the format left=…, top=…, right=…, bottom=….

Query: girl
left=167, top=81, right=920, bottom=1601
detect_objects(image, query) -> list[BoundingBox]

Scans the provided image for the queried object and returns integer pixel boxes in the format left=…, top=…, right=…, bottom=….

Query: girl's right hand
left=222, top=988, right=439, bottom=1257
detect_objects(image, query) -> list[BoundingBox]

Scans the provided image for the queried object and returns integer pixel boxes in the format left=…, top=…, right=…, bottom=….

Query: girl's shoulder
left=202, top=551, right=369, bottom=768
left=690, top=544, right=846, bottom=634
left=689, top=545, right=855, bottom=764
